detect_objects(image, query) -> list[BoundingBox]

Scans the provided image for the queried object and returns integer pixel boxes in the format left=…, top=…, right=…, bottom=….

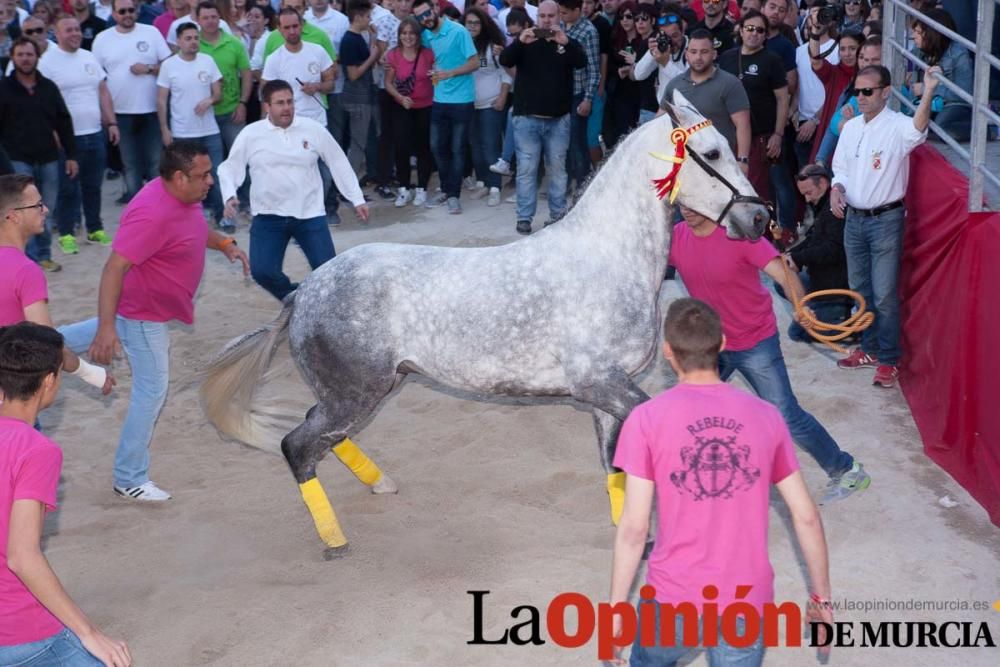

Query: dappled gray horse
left=201, top=93, right=770, bottom=558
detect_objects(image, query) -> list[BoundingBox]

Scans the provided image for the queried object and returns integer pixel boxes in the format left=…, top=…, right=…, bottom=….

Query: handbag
left=394, top=52, right=419, bottom=97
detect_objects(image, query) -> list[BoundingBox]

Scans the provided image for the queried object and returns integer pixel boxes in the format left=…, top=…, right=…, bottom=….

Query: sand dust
left=38, top=180, right=1000, bottom=666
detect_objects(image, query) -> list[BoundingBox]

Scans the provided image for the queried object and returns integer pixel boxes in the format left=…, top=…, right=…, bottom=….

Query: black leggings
left=391, top=103, right=433, bottom=190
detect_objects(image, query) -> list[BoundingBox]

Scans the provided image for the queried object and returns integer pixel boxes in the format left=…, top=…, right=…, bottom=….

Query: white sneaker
left=462, top=176, right=479, bottom=191
left=490, top=158, right=512, bottom=176
left=505, top=192, right=517, bottom=204
left=394, top=187, right=411, bottom=207
left=412, top=187, right=427, bottom=207
left=487, top=187, right=501, bottom=206
left=114, top=481, right=172, bottom=502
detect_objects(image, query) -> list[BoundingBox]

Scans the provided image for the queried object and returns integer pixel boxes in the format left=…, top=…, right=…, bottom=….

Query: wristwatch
left=146, top=64, right=154, bottom=74
left=736, top=156, right=749, bottom=164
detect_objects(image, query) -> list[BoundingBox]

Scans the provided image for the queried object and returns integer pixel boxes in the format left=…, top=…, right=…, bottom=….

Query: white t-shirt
left=92, top=24, right=172, bottom=114
left=166, top=14, right=233, bottom=46
left=795, top=39, right=838, bottom=122
left=157, top=53, right=222, bottom=138
left=304, top=7, right=349, bottom=94
left=38, top=47, right=107, bottom=136
left=261, top=42, right=333, bottom=126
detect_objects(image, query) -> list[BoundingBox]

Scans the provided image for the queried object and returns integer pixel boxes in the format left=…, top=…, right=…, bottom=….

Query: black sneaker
left=374, top=185, right=395, bottom=200
left=516, top=220, right=531, bottom=235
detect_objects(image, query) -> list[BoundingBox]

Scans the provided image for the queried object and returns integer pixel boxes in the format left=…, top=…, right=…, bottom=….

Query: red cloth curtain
left=899, top=145, right=1000, bottom=526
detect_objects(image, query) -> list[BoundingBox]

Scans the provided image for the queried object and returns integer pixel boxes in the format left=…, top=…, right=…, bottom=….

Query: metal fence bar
left=969, top=0, right=996, bottom=211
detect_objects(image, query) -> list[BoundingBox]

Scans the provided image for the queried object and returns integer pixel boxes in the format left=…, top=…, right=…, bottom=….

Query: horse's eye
left=705, top=150, right=720, bottom=160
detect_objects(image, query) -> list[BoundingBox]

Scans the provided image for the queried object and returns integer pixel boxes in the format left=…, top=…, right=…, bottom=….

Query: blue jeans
left=214, top=113, right=244, bottom=156
left=500, top=106, right=515, bottom=162
left=933, top=104, right=972, bottom=143
left=56, top=131, right=107, bottom=237
left=720, top=333, right=853, bottom=478
left=815, top=127, right=839, bottom=165
left=116, top=112, right=162, bottom=201
left=249, top=214, right=335, bottom=300
left=13, top=160, right=58, bottom=262
left=630, top=599, right=764, bottom=667
left=470, top=106, right=505, bottom=190
left=59, top=316, right=171, bottom=488
left=430, top=102, right=474, bottom=199
left=186, top=133, right=226, bottom=221
left=769, top=155, right=797, bottom=231
left=512, top=114, right=570, bottom=222
left=567, top=93, right=591, bottom=187
left=0, top=628, right=102, bottom=666
left=844, top=205, right=905, bottom=365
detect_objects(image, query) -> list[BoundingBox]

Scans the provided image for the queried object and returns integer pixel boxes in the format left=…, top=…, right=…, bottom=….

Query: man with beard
left=690, top=0, right=733, bottom=55
left=0, top=38, right=77, bottom=272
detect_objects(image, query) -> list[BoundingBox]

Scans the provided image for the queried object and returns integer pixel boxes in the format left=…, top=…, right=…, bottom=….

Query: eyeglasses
left=742, top=24, right=766, bottom=33
left=635, top=14, right=651, bottom=22
left=13, top=200, right=45, bottom=212
left=116, top=7, right=136, bottom=14
left=415, top=8, right=433, bottom=21
left=24, top=27, right=44, bottom=35
left=856, top=85, right=886, bottom=96
left=657, top=14, right=680, bottom=26
left=620, top=12, right=633, bottom=19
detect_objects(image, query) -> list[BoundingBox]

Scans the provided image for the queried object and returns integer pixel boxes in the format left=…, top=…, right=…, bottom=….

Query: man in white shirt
left=261, top=8, right=335, bottom=127
left=91, top=0, right=171, bottom=202
left=793, top=3, right=837, bottom=165
left=218, top=79, right=367, bottom=300
left=157, top=21, right=230, bottom=230
left=830, top=64, right=938, bottom=388
left=632, top=11, right=687, bottom=111
left=40, top=16, right=119, bottom=255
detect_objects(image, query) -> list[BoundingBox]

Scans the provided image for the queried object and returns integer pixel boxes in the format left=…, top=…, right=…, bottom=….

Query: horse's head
left=649, top=91, right=771, bottom=240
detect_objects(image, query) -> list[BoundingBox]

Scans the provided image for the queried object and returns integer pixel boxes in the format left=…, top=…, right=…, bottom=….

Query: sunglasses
left=743, top=24, right=766, bottom=33
left=620, top=12, right=633, bottom=19
left=415, top=8, right=433, bottom=21
left=635, top=14, right=651, bottom=21
left=13, top=200, right=45, bottom=212
left=24, top=27, right=44, bottom=35
left=117, top=7, right=136, bottom=13
left=657, top=14, right=680, bottom=26
left=856, top=85, right=886, bottom=96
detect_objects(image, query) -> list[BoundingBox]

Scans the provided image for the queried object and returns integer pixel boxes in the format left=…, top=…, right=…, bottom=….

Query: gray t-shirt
left=661, top=66, right=750, bottom=154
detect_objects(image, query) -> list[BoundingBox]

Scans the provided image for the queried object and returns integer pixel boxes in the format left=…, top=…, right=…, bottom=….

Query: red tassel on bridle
left=651, top=121, right=713, bottom=202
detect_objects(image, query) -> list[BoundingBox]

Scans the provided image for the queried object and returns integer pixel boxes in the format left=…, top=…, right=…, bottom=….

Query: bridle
left=651, top=106, right=772, bottom=228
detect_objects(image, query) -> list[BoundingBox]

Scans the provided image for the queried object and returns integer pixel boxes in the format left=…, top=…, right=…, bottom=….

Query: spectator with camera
left=499, top=0, right=585, bottom=235
left=632, top=9, right=687, bottom=108
left=809, top=27, right=862, bottom=162
left=793, top=0, right=839, bottom=168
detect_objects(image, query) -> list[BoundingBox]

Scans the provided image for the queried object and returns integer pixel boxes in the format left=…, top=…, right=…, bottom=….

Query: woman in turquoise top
left=909, top=8, right=973, bottom=141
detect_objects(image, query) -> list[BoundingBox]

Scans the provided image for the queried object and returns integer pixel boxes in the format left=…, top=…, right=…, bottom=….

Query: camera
left=533, top=27, right=555, bottom=39
left=815, top=1, right=843, bottom=26
left=656, top=33, right=671, bottom=53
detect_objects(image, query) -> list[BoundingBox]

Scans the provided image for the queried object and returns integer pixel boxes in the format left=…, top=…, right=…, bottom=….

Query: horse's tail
left=200, top=295, right=296, bottom=455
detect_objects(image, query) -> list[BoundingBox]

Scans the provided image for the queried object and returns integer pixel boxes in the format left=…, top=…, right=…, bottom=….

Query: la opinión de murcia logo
left=467, top=588, right=998, bottom=660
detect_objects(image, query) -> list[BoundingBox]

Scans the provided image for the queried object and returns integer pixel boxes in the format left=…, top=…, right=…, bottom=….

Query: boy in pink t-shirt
left=0, top=322, right=131, bottom=666
left=608, top=299, right=834, bottom=665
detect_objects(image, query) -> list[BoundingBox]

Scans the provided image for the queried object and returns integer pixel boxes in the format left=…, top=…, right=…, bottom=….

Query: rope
left=779, top=255, right=875, bottom=354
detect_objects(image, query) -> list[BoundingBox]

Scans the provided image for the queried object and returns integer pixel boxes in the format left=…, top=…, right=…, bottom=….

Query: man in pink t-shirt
left=608, top=298, right=833, bottom=664
left=0, top=174, right=114, bottom=401
left=57, top=141, right=248, bottom=502
left=668, top=206, right=869, bottom=505
left=0, top=322, right=131, bottom=666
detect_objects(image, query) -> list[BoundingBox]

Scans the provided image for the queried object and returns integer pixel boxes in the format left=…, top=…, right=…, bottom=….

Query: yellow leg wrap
left=299, top=478, right=348, bottom=548
left=332, top=438, right=383, bottom=486
left=607, top=472, right=627, bottom=526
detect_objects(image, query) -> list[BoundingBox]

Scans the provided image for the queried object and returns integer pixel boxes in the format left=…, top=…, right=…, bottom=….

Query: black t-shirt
left=691, top=18, right=735, bottom=56
left=340, top=31, right=375, bottom=105
left=590, top=13, right=612, bottom=56
left=717, top=47, right=786, bottom=136
left=80, top=15, right=107, bottom=51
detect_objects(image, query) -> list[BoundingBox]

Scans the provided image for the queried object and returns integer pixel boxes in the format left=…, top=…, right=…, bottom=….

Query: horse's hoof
left=371, top=473, right=398, bottom=495
left=323, top=544, right=351, bottom=560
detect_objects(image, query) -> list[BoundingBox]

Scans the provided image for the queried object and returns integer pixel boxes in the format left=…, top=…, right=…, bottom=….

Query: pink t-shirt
left=614, top=382, right=800, bottom=613
left=0, top=417, right=64, bottom=645
left=386, top=48, right=435, bottom=109
left=0, top=247, right=47, bottom=326
left=113, top=178, right=209, bottom=325
left=669, top=223, right=779, bottom=352
left=153, top=10, right=178, bottom=39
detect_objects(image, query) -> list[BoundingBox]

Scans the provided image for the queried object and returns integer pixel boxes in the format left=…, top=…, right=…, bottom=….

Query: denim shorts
left=0, top=628, right=102, bottom=666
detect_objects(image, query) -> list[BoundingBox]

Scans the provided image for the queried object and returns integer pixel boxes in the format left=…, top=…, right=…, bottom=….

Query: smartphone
left=534, top=27, right=555, bottom=39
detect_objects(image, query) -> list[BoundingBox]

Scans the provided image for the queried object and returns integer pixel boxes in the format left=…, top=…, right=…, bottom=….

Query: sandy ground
left=36, top=173, right=1000, bottom=667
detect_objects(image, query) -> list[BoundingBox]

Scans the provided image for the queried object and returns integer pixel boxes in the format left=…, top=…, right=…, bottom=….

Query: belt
left=848, top=200, right=904, bottom=218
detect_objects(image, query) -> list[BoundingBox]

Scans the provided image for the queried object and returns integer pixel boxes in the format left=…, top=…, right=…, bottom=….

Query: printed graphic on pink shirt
left=671, top=425, right=762, bottom=501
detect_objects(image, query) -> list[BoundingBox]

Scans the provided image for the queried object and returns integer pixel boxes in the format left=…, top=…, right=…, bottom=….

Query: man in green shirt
left=196, top=1, right=251, bottom=156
